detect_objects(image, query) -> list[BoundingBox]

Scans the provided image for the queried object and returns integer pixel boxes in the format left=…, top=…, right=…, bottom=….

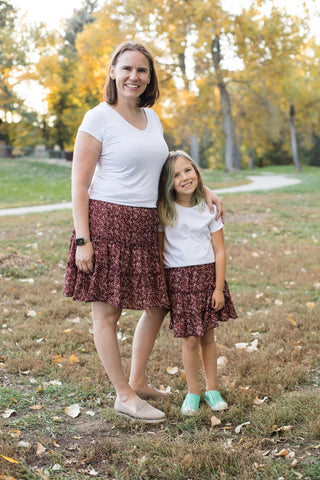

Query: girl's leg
left=129, top=307, right=167, bottom=394
left=182, top=336, right=201, bottom=395
left=199, top=328, right=217, bottom=391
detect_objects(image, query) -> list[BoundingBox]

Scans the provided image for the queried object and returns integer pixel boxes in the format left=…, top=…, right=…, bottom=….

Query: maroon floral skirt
left=63, top=200, right=169, bottom=310
left=165, top=263, right=237, bottom=338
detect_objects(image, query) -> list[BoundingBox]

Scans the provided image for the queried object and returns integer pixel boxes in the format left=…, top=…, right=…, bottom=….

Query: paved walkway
left=0, top=173, right=301, bottom=217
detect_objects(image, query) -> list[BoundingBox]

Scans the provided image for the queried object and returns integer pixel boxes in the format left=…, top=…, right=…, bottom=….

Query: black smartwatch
left=75, top=237, right=91, bottom=246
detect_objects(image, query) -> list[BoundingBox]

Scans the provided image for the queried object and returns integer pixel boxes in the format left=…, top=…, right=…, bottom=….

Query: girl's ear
left=110, top=66, right=115, bottom=80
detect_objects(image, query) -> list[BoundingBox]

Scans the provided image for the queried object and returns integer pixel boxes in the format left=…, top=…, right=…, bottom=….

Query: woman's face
left=111, top=50, right=151, bottom=104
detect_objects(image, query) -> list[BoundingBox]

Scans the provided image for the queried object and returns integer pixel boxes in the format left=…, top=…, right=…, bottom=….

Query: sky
left=10, top=0, right=320, bottom=113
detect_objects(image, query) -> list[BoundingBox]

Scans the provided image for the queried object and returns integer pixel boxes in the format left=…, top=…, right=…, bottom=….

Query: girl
left=158, top=151, right=237, bottom=416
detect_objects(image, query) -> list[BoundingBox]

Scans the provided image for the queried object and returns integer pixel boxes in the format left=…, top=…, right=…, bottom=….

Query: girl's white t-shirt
left=159, top=203, right=224, bottom=268
left=78, top=102, right=169, bottom=208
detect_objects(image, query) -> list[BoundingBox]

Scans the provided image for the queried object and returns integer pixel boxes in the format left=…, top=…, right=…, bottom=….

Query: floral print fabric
left=63, top=200, right=169, bottom=310
left=165, top=263, right=237, bottom=338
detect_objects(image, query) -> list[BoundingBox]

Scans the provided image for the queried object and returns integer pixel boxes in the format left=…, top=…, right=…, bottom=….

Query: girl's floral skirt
left=165, top=263, right=237, bottom=338
left=63, top=200, right=169, bottom=310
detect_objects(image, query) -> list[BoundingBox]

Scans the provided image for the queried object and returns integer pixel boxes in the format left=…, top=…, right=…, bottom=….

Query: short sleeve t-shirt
left=159, top=203, right=224, bottom=268
left=78, top=102, right=169, bottom=208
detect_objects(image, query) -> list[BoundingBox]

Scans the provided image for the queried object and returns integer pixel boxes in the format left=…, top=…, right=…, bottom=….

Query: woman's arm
left=210, top=229, right=226, bottom=311
left=204, top=186, right=224, bottom=222
left=71, top=131, right=101, bottom=274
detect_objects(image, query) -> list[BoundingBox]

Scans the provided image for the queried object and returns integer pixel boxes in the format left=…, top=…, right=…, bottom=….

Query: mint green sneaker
left=204, top=390, right=228, bottom=411
left=181, top=393, right=201, bottom=416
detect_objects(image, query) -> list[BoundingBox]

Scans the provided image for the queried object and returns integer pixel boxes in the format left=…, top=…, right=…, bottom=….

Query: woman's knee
left=92, top=302, right=122, bottom=326
left=144, top=307, right=168, bottom=322
left=184, top=336, right=200, bottom=351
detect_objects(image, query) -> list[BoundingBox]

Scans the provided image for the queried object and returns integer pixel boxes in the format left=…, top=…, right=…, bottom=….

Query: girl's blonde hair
left=157, top=150, right=205, bottom=226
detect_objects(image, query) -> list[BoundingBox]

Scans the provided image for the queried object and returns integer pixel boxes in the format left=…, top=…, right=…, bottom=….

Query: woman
left=64, top=41, right=223, bottom=423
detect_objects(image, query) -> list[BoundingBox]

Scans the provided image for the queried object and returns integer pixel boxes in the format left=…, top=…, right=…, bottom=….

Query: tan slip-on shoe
left=114, top=397, right=166, bottom=423
left=134, top=384, right=171, bottom=401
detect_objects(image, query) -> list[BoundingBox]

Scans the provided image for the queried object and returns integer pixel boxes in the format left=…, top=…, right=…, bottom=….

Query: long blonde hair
left=157, top=150, right=205, bottom=226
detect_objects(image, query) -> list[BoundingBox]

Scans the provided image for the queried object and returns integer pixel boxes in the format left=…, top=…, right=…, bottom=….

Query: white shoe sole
left=115, top=410, right=166, bottom=423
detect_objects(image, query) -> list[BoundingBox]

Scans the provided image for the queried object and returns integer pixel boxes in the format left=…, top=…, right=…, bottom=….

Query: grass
left=0, top=160, right=320, bottom=479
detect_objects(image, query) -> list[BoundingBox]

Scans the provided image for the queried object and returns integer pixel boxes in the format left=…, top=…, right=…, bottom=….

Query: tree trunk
left=249, top=147, right=255, bottom=169
left=211, top=35, right=236, bottom=172
left=289, top=105, right=301, bottom=172
left=190, top=133, right=200, bottom=165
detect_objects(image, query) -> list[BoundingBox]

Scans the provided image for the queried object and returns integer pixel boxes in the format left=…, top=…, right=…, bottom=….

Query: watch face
left=76, top=238, right=85, bottom=246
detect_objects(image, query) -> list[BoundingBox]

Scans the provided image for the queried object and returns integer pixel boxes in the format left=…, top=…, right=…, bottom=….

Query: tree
left=0, top=0, right=28, bottom=143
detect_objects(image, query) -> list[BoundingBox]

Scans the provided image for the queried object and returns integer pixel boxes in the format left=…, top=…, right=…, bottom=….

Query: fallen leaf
left=159, top=385, right=171, bottom=393
left=2, top=409, right=17, bottom=418
left=65, top=404, right=80, bottom=418
left=9, top=430, right=21, bottom=438
left=240, top=386, right=250, bottom=393
left=63, top=329, right=73, bottom=333
left=30, top=405, right=43, bottom=410
left=217, top=355, right=228, bottom=366
left=36, top=443, right=46, bottom=455
left=69, top=354, right=79, bottom=364
left=0, top=454, right=19, bottom=464
left=211, top=415, right=221, bottom=427
left=256, top=293, right=264, bottom=299
left=235, top=421, right=250, bottom=434
left=306, top=302, right=315, bottom=309
left=275, top=448, right=289, bottom=457
left=274, top=299, right=283, bottom=305
left=288, top=316, right=297, bottom=326
left=182, top=454, right=192, bottom=466
left=26, top=310, right=37, bottom=317
left=18, top=441, right=31, bottom=448
left=254, top=396, right=268, bottom=405
left=166, top=366, right=179, bottom=375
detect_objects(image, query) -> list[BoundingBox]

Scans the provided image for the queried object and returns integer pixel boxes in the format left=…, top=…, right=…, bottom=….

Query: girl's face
left=111, top=50, right=150, bottom=104
left=173, top=156, right=198, bottom=202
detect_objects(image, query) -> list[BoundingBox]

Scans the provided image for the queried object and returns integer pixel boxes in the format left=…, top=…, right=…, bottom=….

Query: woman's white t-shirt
left=78, top=102, right=169, bottom=208
left=159, top=203, right=224, bottom=268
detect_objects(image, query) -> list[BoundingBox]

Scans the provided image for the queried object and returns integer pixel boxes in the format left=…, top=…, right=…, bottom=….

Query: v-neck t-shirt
left=78, top=102, right=169, bottom=207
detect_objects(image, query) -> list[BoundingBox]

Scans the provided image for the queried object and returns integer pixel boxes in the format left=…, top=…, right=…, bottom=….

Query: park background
left=1, top=0, right=320, bottom=170
left=1, top=0, right=320, bottom=479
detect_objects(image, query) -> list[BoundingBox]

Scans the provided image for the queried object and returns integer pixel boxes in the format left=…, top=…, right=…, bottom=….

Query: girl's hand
left=212, top=289, right=225, bottom=311
left=76, top=242, right=95, bottom=274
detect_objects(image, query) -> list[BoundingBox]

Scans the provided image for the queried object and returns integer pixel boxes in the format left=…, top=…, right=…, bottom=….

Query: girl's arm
left=204, top=187, right=224, bottom=222
left=210, top=229, right=226, bottom=311
left=71, top=131, right=101, bottom=274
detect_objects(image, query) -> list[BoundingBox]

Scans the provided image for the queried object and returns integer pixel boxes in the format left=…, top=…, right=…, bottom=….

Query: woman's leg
left=129, top=307, right=167, bottom=394
left=182, top=336, right=201, bottom=395
left=92, top=301, right=166, bottom=421
left=199, top=328, right=217, bottom=391
left=92, top=302, right=136, bottom=403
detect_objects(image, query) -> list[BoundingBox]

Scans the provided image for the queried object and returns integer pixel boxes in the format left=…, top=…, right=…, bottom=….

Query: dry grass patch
left=1, top=184, right=320, bottom=479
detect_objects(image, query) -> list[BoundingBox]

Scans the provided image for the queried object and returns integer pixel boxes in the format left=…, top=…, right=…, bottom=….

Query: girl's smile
left=173, top=156, right=198, bottom=204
